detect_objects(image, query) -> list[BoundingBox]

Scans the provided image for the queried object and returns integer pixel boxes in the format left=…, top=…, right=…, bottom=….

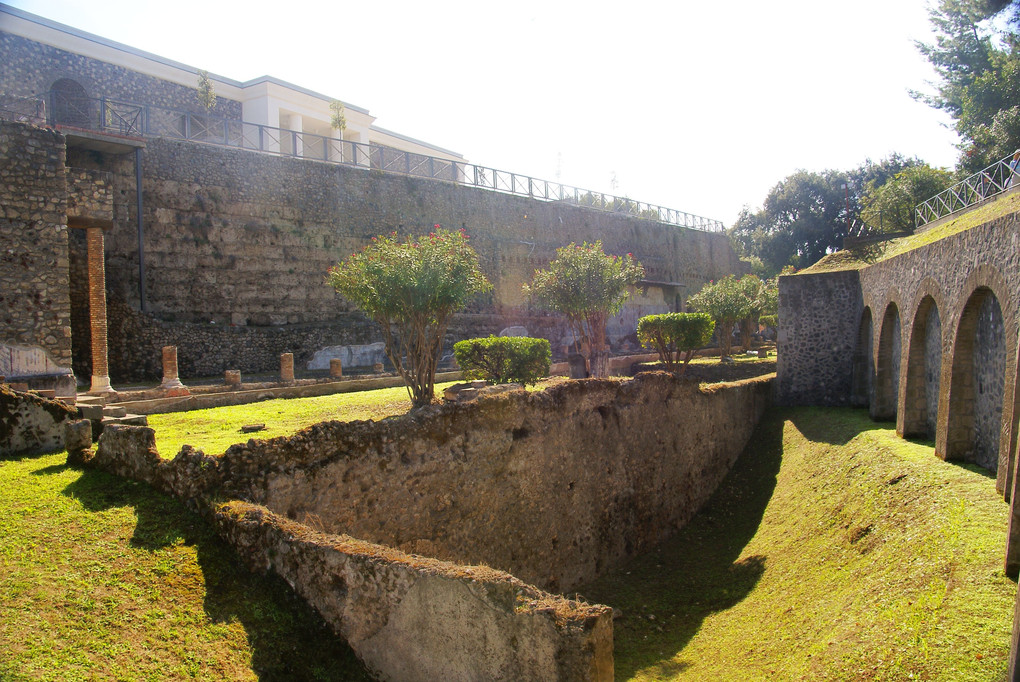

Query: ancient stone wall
left=0, top=121, right=73, bottom=374
left=776, top=210, right=1020, bottom=490
left=0, top=33, right=240, bottom=120
left=0, top=383, right=76, bottom=456
left=93, top=373, right=772, bottom=592
left=59, top=136, right=741, bottom=380
left=775, top=269, right=862, bottom=405
left=215, top=500, right=613, bottom=682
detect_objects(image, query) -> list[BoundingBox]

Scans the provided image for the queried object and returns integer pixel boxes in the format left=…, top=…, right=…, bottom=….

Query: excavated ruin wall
left=95, top=373, right=771, bottom=592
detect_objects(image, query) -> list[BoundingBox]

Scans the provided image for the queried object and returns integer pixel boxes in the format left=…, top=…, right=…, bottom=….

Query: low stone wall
left=0, top=383, right=77, bottom=456
left=94, top=373, right=771, bottom=591
left=216, top=501, right=613, bottom=682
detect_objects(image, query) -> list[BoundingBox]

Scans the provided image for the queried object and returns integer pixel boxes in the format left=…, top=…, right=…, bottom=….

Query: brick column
left=86, top=227, right=114, bottom=394
left=330, top=358, right=343, bottom=379
left=280, top=353, right=295, bottom=383
left=159, top=346, right=189, bottom=396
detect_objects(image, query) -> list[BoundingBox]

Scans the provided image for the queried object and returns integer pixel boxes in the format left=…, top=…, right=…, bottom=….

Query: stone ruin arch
left=872, top=301, right=901, bottom=422
left=901, top=293, right=944, bottom=441
left=945, top=286, right=1006, bottom=473
left=851, top=307, right=874, bottom=408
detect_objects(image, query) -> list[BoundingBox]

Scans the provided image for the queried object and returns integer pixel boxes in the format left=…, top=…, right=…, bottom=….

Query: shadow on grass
left=788, top=406, right=887, bottom=445
left=58, top=465, right=371, bottom=681
left=580, top=408, right=786, bottom=680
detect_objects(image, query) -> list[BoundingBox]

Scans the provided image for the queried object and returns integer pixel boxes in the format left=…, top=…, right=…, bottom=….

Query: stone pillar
left=86, top=227, right=114, bottom=394
left=159, top=346, right=189, bottom=396
left=280, top=353, right=295, bottom=384
left=330, top=358, right=343, bottom=379
left=224, top=369, right=241, bottom=387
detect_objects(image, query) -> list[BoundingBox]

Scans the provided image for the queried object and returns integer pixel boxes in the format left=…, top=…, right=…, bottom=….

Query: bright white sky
left=7, top=0, right=960, bottom=227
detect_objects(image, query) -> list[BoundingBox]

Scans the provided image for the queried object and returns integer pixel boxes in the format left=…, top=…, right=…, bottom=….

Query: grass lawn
left=3, top=395, right=1014, bottom=680
left=0, top=449, right=371, bottom=681
left=583, top=407, right=1014, bottom=681
left=147, top=381, right=462, bottom=457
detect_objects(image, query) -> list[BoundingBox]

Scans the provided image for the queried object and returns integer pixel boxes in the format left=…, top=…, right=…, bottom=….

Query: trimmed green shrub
left=453, top=336, right=551, bottom=385
left=637, top=312, right=715, bottom=376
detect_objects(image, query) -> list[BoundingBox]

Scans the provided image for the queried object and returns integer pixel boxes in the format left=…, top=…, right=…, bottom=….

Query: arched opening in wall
left=873, top=303, right=901, bottom=421
left=851, top=308, right=874, bottom=407
left=902, top=296, right=942, bottom=439
left=49, top=78, right=90, bottom=127
left=947, top=287, right=1005, bottom=472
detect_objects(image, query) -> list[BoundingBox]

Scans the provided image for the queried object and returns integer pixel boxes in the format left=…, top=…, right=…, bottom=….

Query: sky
left=5, top=0, right=961, bottom=227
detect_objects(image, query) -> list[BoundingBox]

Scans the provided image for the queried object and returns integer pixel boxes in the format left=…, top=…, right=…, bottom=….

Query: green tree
left=524, top=241, right=643, bottom=378
left=736, top=275, right=778, bottom=351
left=861, top=165, right=956, bottom=232
left=326, top=227, right=491, bottom=408
left=687, top=275, right=752, bottom=360
left=914, top=0, right=1020, bottom=170
left=196, top=70, right=216, bottom=111
left=729, top=156, right=926, bottom=275
left=329, top=99, right=347, bottom=133
left=637, top=312, right=715, bottom=376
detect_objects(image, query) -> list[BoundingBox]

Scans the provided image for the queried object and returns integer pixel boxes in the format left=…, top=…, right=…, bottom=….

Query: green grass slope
left=0, top=450, right=371, bottom=681
left=583, top=407, right=1014, bottom=681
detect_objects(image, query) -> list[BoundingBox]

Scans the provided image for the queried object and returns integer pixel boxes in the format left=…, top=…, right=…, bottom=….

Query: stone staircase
left=74, top=394, right=149, bottom=430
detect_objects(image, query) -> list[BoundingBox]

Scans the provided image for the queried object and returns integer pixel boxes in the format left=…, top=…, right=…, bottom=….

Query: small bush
left=637, top=312, right=715, bottom=375
left=453, top=336, right=551, bottom=385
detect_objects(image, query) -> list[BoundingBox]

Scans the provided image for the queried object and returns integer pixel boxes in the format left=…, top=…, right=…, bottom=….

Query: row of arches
left=851, top=274, right=1014, bottom=489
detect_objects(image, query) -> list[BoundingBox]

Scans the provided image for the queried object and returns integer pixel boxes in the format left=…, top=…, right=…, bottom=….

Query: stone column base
left=89, top=375, right=115, bottom=394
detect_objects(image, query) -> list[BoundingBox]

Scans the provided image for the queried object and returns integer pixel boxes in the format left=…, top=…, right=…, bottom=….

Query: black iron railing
left=0, top=92, right=726, bottom=232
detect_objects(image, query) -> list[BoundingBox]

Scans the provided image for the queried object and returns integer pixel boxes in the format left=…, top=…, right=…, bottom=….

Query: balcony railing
left=915, top=152, right=1020, bottom=229
left=0, top=92, right=725, bottom=232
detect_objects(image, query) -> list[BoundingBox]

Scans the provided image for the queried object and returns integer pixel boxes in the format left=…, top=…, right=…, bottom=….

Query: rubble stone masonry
left=0, top=120, right=72, bottom=369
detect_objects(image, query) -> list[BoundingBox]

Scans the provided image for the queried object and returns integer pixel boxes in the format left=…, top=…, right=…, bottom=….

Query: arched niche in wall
left=872, top=303, right=901, bottom=421
left=49, top=78, right=90, bottom=127
left=946, top=287, right=1005, bottom=473
left=851, top=307, right=874, bottom=408
left=901, top=296, right=942, bottom=440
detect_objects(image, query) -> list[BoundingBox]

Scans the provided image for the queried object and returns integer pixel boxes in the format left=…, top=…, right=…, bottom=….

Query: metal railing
left=1, top=92, right=725, bottom=232
left=915, top=152, right=1020, bottom=228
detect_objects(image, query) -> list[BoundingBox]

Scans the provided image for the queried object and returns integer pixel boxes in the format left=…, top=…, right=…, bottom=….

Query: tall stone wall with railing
left=66, top=137, right=741, bottom=381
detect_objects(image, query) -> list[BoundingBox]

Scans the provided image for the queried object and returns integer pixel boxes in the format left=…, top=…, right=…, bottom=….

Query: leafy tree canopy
left=914, top=0, right=1020, bottom=170
left=524, top=241, right=643, bottom=377
left=728, top=155, right=924, bottom=275
left=637, top=312, right=715, bottom=376
left=861, top=164, right=956, bottom=232
left=326, top=227, right=491, bottom=408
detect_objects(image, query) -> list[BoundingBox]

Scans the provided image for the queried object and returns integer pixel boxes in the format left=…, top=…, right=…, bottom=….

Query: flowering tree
left=524, top=241, right=643, bottom=378
left=326, top=226, right=491, bottom=408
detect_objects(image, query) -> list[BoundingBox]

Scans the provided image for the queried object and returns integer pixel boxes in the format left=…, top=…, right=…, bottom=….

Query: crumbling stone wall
left=0, top=121, right=72, bottom=371
left=94, top=373, right=772, bottom=592
left=0, top=383, right=76, bottom=456
left=216, top=501, right=613, bottom=682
